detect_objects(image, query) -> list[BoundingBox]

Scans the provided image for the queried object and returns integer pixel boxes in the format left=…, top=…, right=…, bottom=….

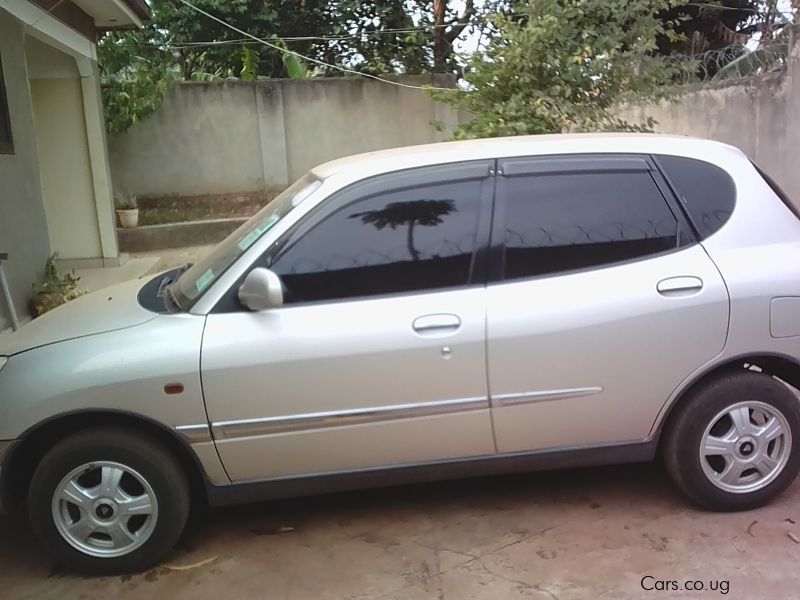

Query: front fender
left=0, top=314, right=209, bottom=442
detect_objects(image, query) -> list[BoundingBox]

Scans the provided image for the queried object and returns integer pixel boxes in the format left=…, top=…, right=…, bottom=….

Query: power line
left=176, top=0, right=456, bottom=91
left=683, top=2, right=796, bottom=17
left=126, top=22, right=461, bottom=47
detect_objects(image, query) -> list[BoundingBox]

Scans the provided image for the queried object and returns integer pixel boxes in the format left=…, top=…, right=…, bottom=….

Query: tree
left=136, top=0, right=329, bottom=80
left=351, top=200, right=456, bottom=261
left=657, top=1, right=756, bottom=56
left=317, top=0, right=433, bottom=75
left=436, top=0, right=695, bottom=138
left=98, top=30, right=177, bottom=135
left=318, top=0, right=497, bottom=75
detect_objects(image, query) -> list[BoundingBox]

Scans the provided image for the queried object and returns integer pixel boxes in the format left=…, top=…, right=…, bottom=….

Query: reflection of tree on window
left=350, top=199, right=456, bottom=262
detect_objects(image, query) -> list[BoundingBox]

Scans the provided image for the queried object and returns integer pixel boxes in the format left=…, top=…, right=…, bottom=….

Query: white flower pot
left=117, top=209, right=139, bottom=229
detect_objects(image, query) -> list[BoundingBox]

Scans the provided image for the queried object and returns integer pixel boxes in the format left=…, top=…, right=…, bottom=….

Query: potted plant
left=115, top=193, right=139, bottom=229
left=30, top=254, right=86, bottom=317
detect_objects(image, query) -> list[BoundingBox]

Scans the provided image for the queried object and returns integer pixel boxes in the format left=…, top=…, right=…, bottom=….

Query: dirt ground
left=2, top=463, right=800, bottom=600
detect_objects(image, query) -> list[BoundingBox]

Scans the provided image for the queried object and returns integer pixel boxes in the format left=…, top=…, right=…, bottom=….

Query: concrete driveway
left=1, top=463, right=799, bottom=600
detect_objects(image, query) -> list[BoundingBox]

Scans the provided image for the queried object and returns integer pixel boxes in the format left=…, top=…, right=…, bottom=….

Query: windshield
left=172, top=174, right=322, bottom=309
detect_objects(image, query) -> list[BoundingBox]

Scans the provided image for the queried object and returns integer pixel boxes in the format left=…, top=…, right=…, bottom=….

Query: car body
left=2, top=133, right=800, bottom=573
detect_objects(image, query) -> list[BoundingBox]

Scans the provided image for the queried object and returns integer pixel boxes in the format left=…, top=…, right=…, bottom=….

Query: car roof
left=310, top=133, right=743, bottom=181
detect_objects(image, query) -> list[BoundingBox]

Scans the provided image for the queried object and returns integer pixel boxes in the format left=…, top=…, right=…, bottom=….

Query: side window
left=656, top=155, right=735, bottom=238
left=267, top=177, right=483, bottom=303
left=0, top=53, right=12, bottom=155
left=501, top=170, right=681, bottom=280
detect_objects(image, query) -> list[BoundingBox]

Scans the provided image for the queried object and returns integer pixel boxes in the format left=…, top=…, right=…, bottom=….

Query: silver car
left=2, top=133, right=800, bottom=574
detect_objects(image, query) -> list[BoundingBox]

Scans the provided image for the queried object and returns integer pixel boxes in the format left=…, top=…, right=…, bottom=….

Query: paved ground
left=2, top=463, right=800, bottom=600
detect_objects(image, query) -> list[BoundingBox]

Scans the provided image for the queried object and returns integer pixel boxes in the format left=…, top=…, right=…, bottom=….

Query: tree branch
left=445, top=0, right=475, bottom=44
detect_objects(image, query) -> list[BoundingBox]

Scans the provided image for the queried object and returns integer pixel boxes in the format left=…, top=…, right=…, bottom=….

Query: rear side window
left=752, top=162, right=800, bottom=220
left=500, top=170, right=681, bottom=280
left=656, top=155, right=735, bottom=238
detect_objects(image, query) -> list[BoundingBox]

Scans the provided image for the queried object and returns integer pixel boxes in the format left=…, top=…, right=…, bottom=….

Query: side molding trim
left=492, top=386, right=603, bottom=407
left=211, top=396, right=489, bottom=440
left=175, top=424, right=213, bottom=444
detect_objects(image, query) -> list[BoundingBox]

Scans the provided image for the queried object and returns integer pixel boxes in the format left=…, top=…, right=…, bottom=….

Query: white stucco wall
left=618, top=44, right=800, bottom=198
left=26, top=36, right=107, bottom=261
left=108, top=75, right=461, bottom=197
left=0, top=9, right=50, bottom=332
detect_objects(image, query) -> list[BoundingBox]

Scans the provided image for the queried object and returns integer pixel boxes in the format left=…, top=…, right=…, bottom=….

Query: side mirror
left=238, top=267, right=284, bottom=311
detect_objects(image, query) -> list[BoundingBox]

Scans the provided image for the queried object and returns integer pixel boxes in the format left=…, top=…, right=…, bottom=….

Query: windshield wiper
left=173, top=262, right=193, bottom=280
left=164, top=281, right=181, bottom=313
left=157, top=263, right=193, bottom=313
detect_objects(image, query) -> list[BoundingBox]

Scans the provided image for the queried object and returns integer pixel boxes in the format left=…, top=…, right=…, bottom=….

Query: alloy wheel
left=699, top=401, right=792, bottom=494
left=51, top=461, right=159, bottom=558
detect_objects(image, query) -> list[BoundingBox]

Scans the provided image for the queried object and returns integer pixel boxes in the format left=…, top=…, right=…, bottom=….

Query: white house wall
left=0, top=9, right=50, bottom=332
left=27, top=37, right=103, bottom=260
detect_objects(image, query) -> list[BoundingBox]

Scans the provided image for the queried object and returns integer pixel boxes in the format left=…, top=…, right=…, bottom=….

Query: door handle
left=412, top=313, right=461, bottom=334
left=657, top=276, right=704, bottom=296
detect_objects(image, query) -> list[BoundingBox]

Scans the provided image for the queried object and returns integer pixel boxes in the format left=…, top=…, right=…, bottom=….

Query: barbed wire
left=277, top=233, right=478, bottom=275
left=697, top=42, right=791, bottom=81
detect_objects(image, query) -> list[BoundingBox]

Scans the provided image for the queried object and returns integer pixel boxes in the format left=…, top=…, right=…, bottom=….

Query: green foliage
left=436, top=0, right=696, bottom=138
left=240, top=47, right=259, bottom=80
left=98, top=30, right=177, bottom=136
left=114, top=193, right=138, bottom=210
left=98, top=0, right=329, bottom=133
left=318, top=0, right=434, bottom=75
left=30, top=254, right=85, bottom=317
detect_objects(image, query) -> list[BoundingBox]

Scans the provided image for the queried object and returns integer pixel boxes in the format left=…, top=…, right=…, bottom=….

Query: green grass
left=138, top=203, right=263, bottom=226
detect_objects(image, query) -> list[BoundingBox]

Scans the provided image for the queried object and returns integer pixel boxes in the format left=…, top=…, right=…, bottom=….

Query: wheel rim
left=51, top=461, right=159, bottom=558
left=699, top=400, right=792, bottom=494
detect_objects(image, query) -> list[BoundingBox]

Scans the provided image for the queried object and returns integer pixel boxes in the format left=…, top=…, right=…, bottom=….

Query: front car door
left=201, top=161, right=496, bottom=481
left=486, top=154, right=730, bottom=453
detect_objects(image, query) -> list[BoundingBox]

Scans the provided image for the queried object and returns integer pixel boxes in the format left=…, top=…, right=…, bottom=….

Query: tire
left=664, top=371, right=800, bottom=511
left=28, top=427, right=190, bottom=575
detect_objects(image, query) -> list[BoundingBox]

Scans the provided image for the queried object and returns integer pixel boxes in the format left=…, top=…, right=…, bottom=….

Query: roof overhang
left=72, top=0, right=151, bottom=29
left=0, top=0, right=96, bottom=63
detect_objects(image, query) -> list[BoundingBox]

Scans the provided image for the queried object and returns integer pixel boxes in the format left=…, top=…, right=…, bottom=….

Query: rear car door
left=486, top=154, right=730, bottom=453
left=201, top=161, right=497, bottom=481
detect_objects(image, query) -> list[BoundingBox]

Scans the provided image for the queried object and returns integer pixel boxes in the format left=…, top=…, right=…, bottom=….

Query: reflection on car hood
left=0, top=277, right=157, bottom=356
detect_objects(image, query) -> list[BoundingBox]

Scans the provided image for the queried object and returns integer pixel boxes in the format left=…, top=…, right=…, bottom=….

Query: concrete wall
left=0, top=10, right=50, bottom=332
left=109, top=75, right=461, bottom=197
left=619, top=43, right=800, bottom=198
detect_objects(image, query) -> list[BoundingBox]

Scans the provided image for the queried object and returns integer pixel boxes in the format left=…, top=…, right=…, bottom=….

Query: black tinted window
left=657, top=155, right=735, bottom=237
left=502, top=171, right=679, bottom=280
left=268, top=179, right=482, bottom=303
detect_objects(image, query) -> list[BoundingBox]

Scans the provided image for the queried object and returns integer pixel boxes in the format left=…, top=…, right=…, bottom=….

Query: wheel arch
left=1, top=410, right=210, bottom=511
left=654, top=352, right=800, bottom=450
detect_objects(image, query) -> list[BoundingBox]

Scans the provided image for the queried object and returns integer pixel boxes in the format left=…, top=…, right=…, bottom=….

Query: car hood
left=0, top=277, right=157, bottom=356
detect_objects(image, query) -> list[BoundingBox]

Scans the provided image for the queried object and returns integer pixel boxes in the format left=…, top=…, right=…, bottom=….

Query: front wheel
left=664, top=371, right=800, bottom=511
left=28, top=427, right=190, bottom=575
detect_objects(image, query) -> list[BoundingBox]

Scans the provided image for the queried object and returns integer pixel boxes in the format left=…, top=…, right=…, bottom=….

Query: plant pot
left=117, top=208, right=139, bottom=229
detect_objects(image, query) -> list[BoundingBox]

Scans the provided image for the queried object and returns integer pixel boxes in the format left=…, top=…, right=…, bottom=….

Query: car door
left=201, top=161, right=497, bottom=481
left=486, top=154, right=730, bottom=454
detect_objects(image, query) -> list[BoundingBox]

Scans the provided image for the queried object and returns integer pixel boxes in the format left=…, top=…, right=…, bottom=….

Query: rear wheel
left=28, top=427, right=190, bottom=574
left=664, top=371, right=800, bottom=511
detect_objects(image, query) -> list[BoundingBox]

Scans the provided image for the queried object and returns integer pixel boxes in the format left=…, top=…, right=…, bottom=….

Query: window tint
left=0, top=53, right=12, bottom=155
left=656, top=155, right=735, bottom=237
left=501, top=171, right=679, bottom=280
left=268, top=178, right=482, bottom=303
